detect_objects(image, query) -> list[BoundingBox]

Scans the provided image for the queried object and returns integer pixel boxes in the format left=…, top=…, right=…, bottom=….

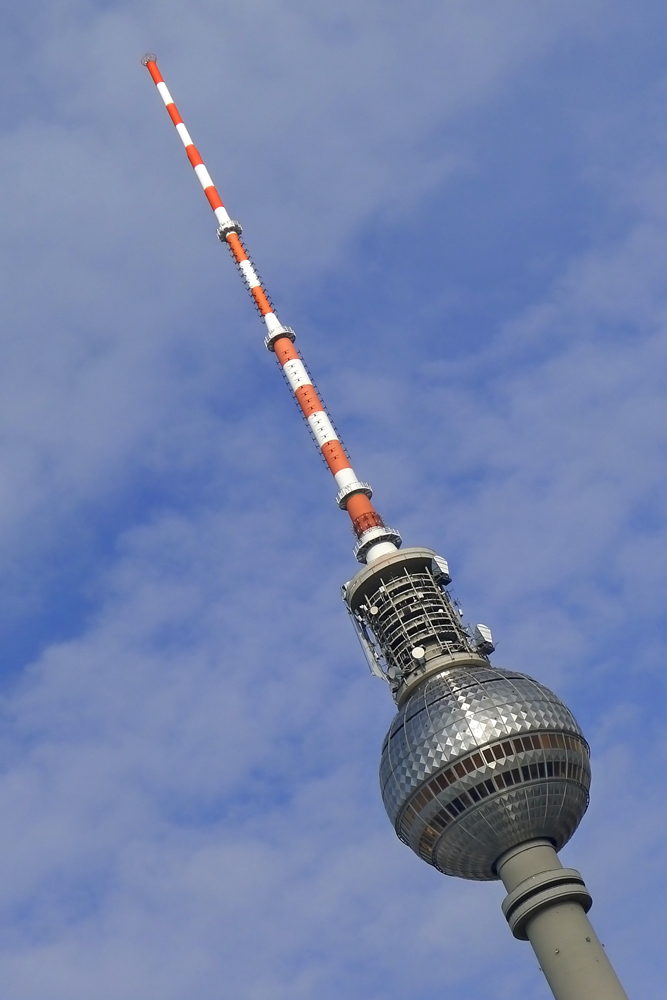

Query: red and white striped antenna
left=142, top=54, right=400, bottom=564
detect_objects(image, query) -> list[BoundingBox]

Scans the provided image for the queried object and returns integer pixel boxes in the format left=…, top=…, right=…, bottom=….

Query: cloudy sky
left=0, top=1, right=664, bottom=997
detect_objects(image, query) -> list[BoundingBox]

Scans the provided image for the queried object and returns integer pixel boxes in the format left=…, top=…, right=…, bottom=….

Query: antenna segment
left=141, top=54, right=400, bottom=565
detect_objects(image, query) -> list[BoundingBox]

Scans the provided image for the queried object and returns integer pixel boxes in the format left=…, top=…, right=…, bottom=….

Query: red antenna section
left=142, top=55, right=400, bottom=564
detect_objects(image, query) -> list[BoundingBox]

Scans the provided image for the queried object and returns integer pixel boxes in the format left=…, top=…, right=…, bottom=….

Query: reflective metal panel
left=380, top=664, right=590, bottom=880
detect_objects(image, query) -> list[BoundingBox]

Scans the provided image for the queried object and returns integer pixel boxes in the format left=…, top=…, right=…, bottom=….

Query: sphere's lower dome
left=380, top=664, right=590, bottom=881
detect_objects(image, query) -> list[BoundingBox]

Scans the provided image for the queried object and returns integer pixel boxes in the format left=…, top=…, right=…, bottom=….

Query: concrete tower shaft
left=498, top=841, right=629, bottom=1000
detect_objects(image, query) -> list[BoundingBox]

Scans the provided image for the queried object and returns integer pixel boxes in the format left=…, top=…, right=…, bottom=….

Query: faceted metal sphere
left=380, top=663, right=591, bottom=881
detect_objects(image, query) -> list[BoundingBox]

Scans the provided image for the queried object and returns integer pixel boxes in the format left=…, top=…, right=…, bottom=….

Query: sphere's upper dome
left=380, top=663, right=590, bottom=881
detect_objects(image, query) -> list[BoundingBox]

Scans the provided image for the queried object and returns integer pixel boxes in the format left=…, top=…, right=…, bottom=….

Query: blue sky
left=0, top=1, right=664, bottom=997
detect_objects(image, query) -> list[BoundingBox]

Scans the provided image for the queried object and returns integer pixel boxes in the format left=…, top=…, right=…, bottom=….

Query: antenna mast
left=142, top=54, right=400, bottom=566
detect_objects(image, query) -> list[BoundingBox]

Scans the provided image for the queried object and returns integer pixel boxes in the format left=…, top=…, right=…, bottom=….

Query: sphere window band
left=399, top=730, right=589, bottom=838
left=394, top=729, right=590, bottom=868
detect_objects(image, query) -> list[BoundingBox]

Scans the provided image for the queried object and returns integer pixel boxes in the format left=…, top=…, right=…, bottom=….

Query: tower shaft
left=497, top=841, right=629, bottom=1000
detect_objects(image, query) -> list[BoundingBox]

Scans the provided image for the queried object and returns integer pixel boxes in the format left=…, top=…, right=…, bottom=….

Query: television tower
left=142, top=55, right=630, bottom=1000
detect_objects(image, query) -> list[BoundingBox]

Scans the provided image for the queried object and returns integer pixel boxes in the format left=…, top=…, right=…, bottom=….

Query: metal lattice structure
left=343, top=547, right=478, bottom=693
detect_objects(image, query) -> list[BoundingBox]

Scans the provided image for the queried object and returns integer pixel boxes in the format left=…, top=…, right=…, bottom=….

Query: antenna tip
left=141, top=53, right=157, bottom=67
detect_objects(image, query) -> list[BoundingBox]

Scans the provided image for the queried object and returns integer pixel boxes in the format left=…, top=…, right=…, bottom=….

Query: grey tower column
left=496, top=840, right=629, bottom=1000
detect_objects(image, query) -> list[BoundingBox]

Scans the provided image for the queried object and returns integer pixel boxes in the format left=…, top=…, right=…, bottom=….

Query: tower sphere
left=380, top=663, right=591, bottom=880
